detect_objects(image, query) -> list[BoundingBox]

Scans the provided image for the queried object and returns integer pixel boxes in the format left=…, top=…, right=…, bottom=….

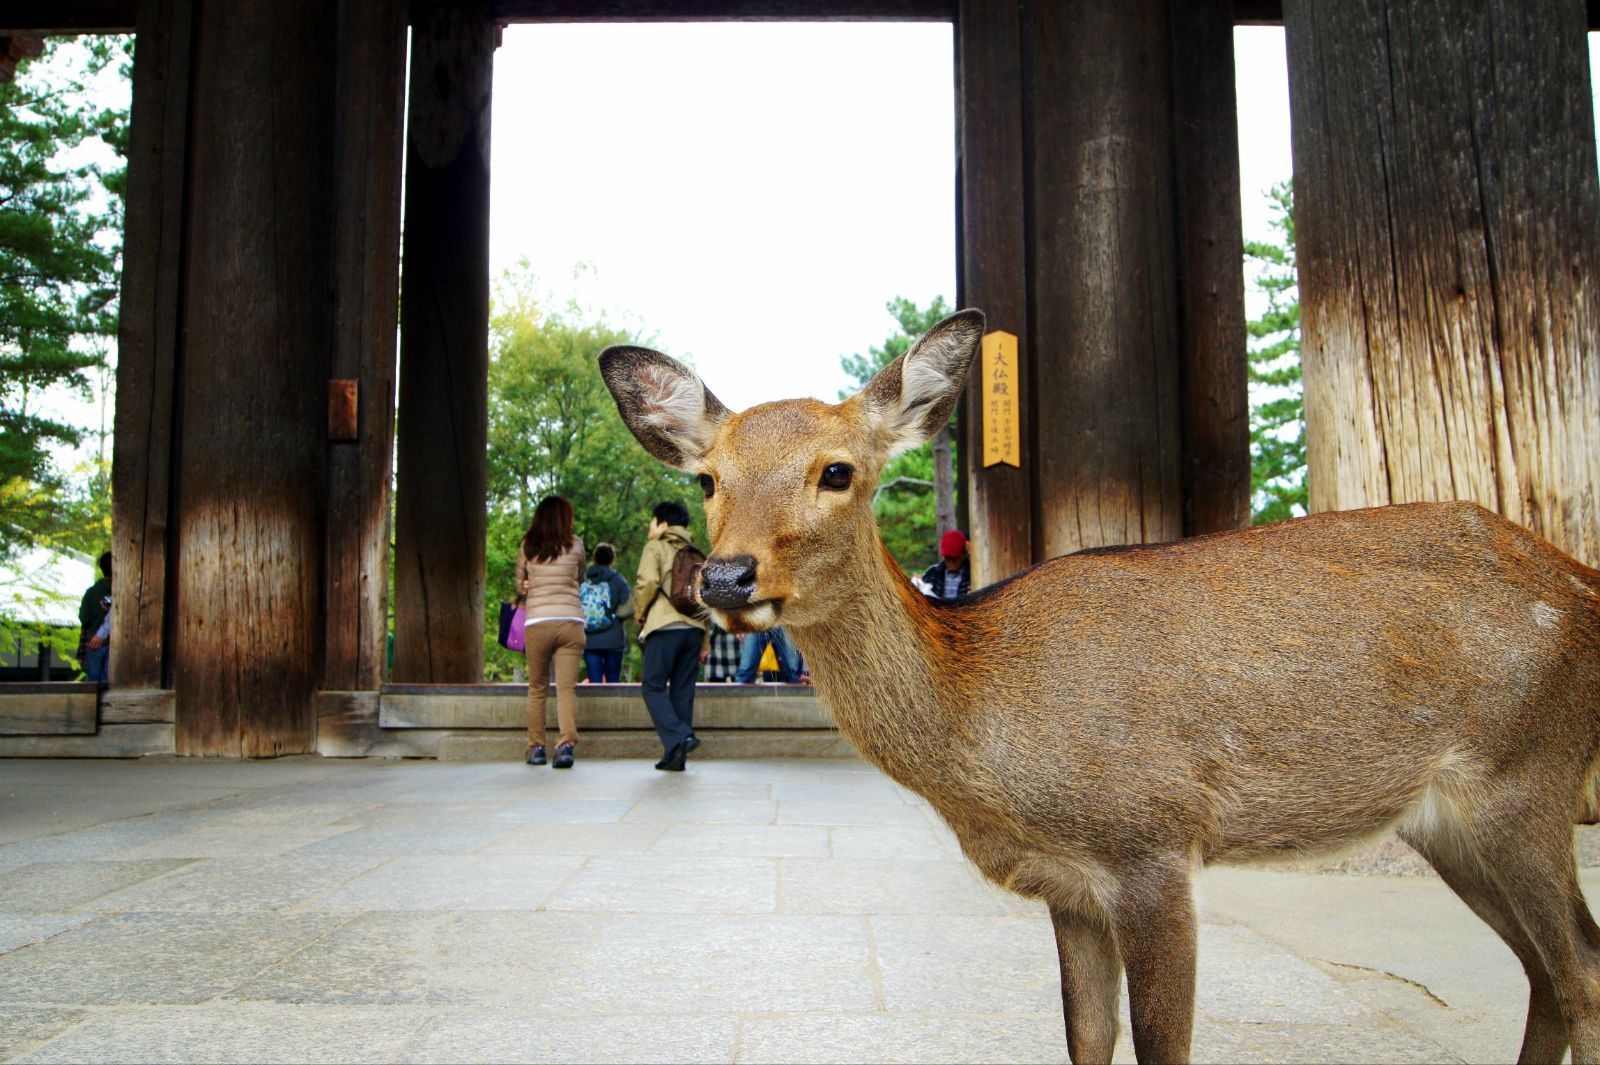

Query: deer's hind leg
left=1049, top=905, right=1123, bottom=1064
left=1107, top=862, right=1198, bottom=1065
left=1399, top=824, right=1568, bottom=1063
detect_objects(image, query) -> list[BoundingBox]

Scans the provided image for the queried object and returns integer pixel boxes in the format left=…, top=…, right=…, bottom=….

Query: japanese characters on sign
left=981, top=330, right=1020, bottom=468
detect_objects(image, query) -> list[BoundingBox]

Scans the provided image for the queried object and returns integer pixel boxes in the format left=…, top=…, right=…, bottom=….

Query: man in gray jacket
left=581, top=543, right=633, bottom=682
left=635, top=501, right=709, bottom=771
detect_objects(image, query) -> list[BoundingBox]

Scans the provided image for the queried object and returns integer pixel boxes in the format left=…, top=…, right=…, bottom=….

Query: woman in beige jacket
left=516, top=496, right=586, bottom=768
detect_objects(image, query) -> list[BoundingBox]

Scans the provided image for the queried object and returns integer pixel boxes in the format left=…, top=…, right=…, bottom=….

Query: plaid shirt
left=704, top=624, right=742, bottom=682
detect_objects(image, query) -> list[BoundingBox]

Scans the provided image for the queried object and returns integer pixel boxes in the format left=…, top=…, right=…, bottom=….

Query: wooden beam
left=490, top=0, right=952, bottom=20
left=111, top=0, right=192, bottom=691
left=956, top=0, right=1033, bottom=584
left=1027, top=0, right=1184, bottom=556
left=1285, top=0, right=1600, bottom=566
left=172, top=0, right=337, bottom=754
left=0, top=0, right=135, bottom=34
left=324, top=0, right=407, bottom=692
left=1171, top=0, right=1249, bottom=535
left=392, top=0, right=494, bottom=682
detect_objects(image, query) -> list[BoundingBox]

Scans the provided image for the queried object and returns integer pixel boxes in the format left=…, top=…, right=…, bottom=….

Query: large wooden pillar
left=170, top=0, right=337, bottom=754
left=324, top=0, right=408, bottom=692
left=112, top=0, right=193, bottom=691
left=392, top=0, right=494, bottom=682
left=1286, top=0, right=1600, bottom=565
left=957, top=0, right=1247, bottom=574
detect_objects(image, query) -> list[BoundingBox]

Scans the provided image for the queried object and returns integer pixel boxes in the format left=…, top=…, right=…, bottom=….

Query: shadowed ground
left=0, top=756, right=1593, bottom=1063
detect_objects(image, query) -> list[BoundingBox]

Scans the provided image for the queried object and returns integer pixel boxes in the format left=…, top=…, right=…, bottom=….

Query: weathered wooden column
left=323, top=0, right=407, bottom=694
left=392, top=0, right=494, bottom=682
left=171, top=0, right=336, bottom=755
left=1170, top=0, right=1250, bottom=535
left=957, top=0, right=1033, bottom=586
left=1285, top=0, right=1600, bottom=565
left=1027, top=0, right=1184, bottom=556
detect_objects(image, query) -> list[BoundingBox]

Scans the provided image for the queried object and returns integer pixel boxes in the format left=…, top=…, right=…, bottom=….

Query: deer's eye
left=819, top=463, right=854, bottom=491
left=698, top=473, right=715, bottom=499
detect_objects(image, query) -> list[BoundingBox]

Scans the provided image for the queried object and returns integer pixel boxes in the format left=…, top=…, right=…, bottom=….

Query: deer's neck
left=787, top=543, right=964, bottom=786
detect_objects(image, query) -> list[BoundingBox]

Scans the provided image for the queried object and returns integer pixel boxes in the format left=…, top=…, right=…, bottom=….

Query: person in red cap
left=921, top=529, right=971, bottom=601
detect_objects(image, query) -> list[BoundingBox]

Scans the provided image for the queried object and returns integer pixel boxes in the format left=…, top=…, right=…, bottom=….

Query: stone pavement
left=0, top=756, right=1590, bottom=1064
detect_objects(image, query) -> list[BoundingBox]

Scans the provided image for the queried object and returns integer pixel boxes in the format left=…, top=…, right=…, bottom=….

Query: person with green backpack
left=581, top=543, right=633, bottom=682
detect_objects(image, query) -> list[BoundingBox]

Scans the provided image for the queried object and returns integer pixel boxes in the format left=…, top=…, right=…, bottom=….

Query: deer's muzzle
left=700, top=553, right=760, bottom=609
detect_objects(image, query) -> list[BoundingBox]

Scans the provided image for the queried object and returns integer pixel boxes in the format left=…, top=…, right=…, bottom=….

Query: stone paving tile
left=768, top=777, right=912, bottom=804
left=399, top=1008, right=741, bottom=1064
left=8, top=1003, right=427, bottom=1064
left=90, top=855, right=386, bottom=913
left=487, top=800, right=637, bottom=824
left=776, top=800, right=932, bottom=828
left=829, top=824, right=960, bottom=860
left=871, top=915, right=1061, bottom=1015
left=0, top=912, right=348, bottom=1004
left=736, top=1012, right=1069, bottom=1064
left=0, top=861, right=194, bottom=914
left=544, top=914, right=877, bottom=1013
left=191, top=802, right=383, bottom=829
left=547, top=856, right=777, bottom=914
left=1196, top=925, right=1372, bottom=1024
left=1191, top=1019, right=1461, bottom=1064
left=327, top=802, right=511, bottom=827
left=621, top=798, right=778, bottom=825
left=231, top=911, right=605, bottom=1006
left=0, top=817, right=210, bottom=870
left=307, top=855, right=584, bottom=911
left=0, top=1006, right=88, bottom=1061
left=109, top=824, right=358, bottom=860
left=652, top=823, right=829, bottom=858
left=0, top=916, right=93, bottom=955
left=780, top=859, right=1031, bottom=916
left=290, top=824, right=509, bottom=857
left=477, top=823, right=667, bottom=856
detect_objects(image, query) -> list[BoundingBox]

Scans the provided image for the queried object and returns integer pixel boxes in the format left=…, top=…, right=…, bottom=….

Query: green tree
left=839, top=295, right=954, bottom=574
left=0, top=37, right=130, bottom=561
left=1244, top=181, right=1306, bottom=524
left=483, top=270, right=703, bottom=679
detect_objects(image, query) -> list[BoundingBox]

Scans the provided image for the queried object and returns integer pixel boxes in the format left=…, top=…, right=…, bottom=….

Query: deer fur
left=600, top=309, right=1600, bottom=1064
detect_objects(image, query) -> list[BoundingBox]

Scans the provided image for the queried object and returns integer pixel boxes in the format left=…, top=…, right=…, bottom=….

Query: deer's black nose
left=700, top=554, right=758, bottom=608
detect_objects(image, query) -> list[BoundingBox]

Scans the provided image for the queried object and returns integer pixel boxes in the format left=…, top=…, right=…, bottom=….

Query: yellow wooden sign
left=981, top=330, right=1020, bottom=468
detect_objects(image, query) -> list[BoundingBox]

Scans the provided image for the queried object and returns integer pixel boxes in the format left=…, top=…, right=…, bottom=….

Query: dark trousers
left=641, top=627, right=701, bottom=752
left=584, top=649, right=623, bottom=683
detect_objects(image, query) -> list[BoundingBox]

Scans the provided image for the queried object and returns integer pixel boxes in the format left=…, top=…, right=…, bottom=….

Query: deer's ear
left=855, top=309, right=985, bottom=459
left=599, top=346, right=731, bottom=470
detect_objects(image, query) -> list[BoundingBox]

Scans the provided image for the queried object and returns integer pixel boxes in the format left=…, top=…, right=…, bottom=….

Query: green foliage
left=839, top=295, right=953, bottom=574
left=1244, top=181, right=1306, bottom=525
left=0, top=37, right=129, bottom=563
left=482, top=268, right=704, bottom=680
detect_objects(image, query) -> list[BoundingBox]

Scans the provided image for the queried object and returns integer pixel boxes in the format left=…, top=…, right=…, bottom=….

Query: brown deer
left=600, top=309, right=1600, bottom=1064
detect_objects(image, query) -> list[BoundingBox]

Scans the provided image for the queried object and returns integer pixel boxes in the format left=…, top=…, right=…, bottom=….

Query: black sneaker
left=654, top=742, right=687, bottom=772
left=526, top=745, right=547, bottom=766
left=684, top=734, right=701, bottom=754
left=552, top=743, right=575, bottom=769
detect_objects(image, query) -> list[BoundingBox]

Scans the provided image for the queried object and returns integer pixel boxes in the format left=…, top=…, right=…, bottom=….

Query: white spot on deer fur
left=1569, top=574, right=1598, bottom=597
left=1531, top=600, right=1561, bottom=629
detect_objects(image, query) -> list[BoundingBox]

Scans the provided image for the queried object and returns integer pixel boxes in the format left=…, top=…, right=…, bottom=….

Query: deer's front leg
left=1050, top=904, right=1123, bottom=1064
left=1110, top=864, right=1197, bottom=1064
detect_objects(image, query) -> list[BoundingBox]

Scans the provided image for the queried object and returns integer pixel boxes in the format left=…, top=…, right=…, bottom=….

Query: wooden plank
left=99, top=687, right=177, bottom=724
left=172, top=0, right=338, bottom=754
left=111, top=0, right=193, bottom=691
left=0, top=0, right=136, bottom=33
left=0, top=691, right=98, bottom=735
left=324, top=0, right=407, bottom=692
left=1285, top=0, right=1600, bottom=566
left=0, top=723, right=175, bottom=758
left=1170, top=0, right=1249, bottom=535
left=1027, top=0, right=1183, bottom=556
left=392, top=0, right=494, bottom=682
left=491, top=0, right=952, bottom=19
left=956, top=0, right=1033, bottom=584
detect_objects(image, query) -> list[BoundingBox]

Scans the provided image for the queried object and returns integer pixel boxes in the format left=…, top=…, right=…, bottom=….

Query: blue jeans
left=735, top=628, right=800, bottom=683
left=584, top=649, right=623, bottom=683
left=83, top=645, right=109, bottom=685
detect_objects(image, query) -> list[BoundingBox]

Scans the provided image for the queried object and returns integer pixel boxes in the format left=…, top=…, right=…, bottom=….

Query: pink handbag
left=506, top=605, right=526, bottom=652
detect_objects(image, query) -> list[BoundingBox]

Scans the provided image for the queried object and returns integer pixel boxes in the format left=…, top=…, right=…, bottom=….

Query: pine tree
left=1244, top=181, right=1306, bottom=524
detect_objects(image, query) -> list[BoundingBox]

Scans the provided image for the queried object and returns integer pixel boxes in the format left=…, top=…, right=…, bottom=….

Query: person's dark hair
left=593, top=543, right=615, bottom=568
left=97, top=551, right=112, bottom=577
left=653, top=500, right=690, bottom=528
left=523, top=496, right=575, bottom=563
